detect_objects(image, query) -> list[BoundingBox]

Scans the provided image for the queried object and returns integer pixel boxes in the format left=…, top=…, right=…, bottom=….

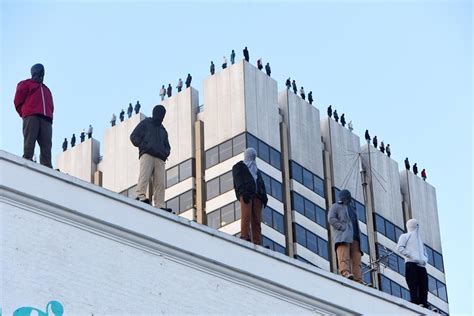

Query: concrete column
left=323, top=148, right=338, bottom=273
left=280, top=121, right=294, bottom=258
left=195, top=120, right=206, bottom=225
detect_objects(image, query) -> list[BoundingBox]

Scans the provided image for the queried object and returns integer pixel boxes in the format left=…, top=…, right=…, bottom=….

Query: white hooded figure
left=397, top=218, right=429, bottom=308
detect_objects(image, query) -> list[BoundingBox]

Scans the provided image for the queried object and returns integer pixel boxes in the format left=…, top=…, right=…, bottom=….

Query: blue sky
left=1, top=0, right=472, bottom=313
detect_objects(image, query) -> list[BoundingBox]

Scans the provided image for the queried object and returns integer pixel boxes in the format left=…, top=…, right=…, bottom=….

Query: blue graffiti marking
left=12, top=301, right=64, bottom=316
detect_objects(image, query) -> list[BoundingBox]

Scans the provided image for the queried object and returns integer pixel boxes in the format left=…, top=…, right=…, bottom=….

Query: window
left=274, top=243, right=285, bottom=254
left=315, top=205, right=327, bottom=228
left=262, top=235, right=286, bottom=254
left=398, top=256, right=405, bottom=276
left=391, top=282, right=401, bottom=298
left=219, top=171, right=233, bottom=193
left=401, top=287, right=410, bottom=301
left=179, top=190, right=193, bottom=211
left=385, top=221, right=396, bottom=242
left=303, top=169, right=313, bottom=190
left=232, top=133, right=246, bottom=155
left=207, top=210, right=220, bottom=229
left=362, top=264, right=372, bottom=285
left=317, top=237, right=329, bottom=260
left=290, top=161, right=303, bottom=183
left=258, top=140, right=270, bottom=163
left=220, top=203, right=235, bottom=226
left=273, top=211, right=285, bottom=234
left=437, top=281, right=447, bottom=302
left=304, top=199, right=316, bottom=222
left=360, top=233, right=369, bottom=254
left=380, top=275, right=391, bottom=293
left=179, top=159, right=193, bottom=181
left=219, top=140, right=233, bottom=162
left=395, top=227, right=404, bottom=242
left=307, top=232, right=317, bottom=253
left=166, top=165, right=179, bottom=188
left=428, top=275, right=437, bottom=295
left=263, top=207, right=273, bottom=227
left=261, top=173, right=271, bottom=195
left=295, top=224, right=306, bottom=246
left=205, top=146, right=219, bottom=168
left=271, top=178, right=283, bottom=201
left=434, top=252, right=444, bottom=272
left=355, top=201, right=366, bottom=223
left=426, top=247, right=434, bottom=266
left=166, top=196, right=179, bottom=213
left=269, top=148, right=281, bottom=170
left=375, top=214, right=385, bottom=235
left=234, top=201, right=241, bottom=220
left=206, top=177, right=220, bottom=200
left=292, top=192, right=304, bottom=214
left=313, top=175, right=325, bottom=198
left=246, top=134, right=258, bottom=153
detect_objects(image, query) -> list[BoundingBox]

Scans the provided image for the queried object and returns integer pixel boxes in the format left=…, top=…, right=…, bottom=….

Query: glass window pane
left=166, top=196, right=179, bottom=213
left=401, top=288, right=410, bottom=301
left=179, top=159, right=193, bottom=181
left=437, top=281, right=447, bottom=302
left=292, top=192, right=304, bottom=214
left=391, top=282, right=402, bottom=298
left=262, top=206, right=273, bottom=227
left=207, top=210, right=221, bottom=229
left=220, top=171, right=233, bottom=193
left=426, top=246, right=434, bottom=266
left=295, top=224, right=306, bottom=246
left=395, top=227, right=404, bottom=241
left=307, top=231, right=317, bottom=253
left=398, top=255, right=406, bottom=276
left=219, top=140, right=233, bottom=162
left=220, top=203, right=235, bottom=226
left=179, top=190, right=194, bottom=212
left=269, top=148, right=281, bottom=170
left=166, top=165, right=179, bottom=188
left=273, top=211, right=284, bottom=234
left=291, top=161, right=303, bottom=183
left=304, top=199, right=316, bottom=222
left=313, top=175, right=325, bottom=198
left=317, top=237, right=329, bottom=260
left=380, top=275, right=391, bottom=293
left=234, top=201, right=241, bottom=220
left=206, top=177, right=220, bottom=200
left=356, top=201, right=366, bottom=223
left=316, top=205, right=327, bottom=228
left=258, top=140, right=270, bottom=163
left=302, top=168, right=313, bottom=190
left=388, top=253, right=399, bottom=272
left=232, top=133, right=246, bottom=156
left=205, top=146, right=219, bottom=169
left=246, top=134, right=258, bottom=154
left=385, top=221, right=396, bottom=241
left=271, top=178, right=283, bottom=201
left=262, top=236, right=273, bottom=249
left=274, top=243, right=285, bottom=254
left=428, top=275, right=437, bottom=295
left=434, top=252, right=444, bottom=272
left=261, top=173, right=271, bottom=195
left=375, top=214, right=385, bottom=235
left=360, top=233, right=369, bottom=254
left=363, top=266, right=372, bottom=285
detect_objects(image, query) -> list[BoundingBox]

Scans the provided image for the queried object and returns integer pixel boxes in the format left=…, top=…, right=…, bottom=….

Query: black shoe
left=136, top=197, right=150, bottom=204
left=163, top=208, right=173, bottom=213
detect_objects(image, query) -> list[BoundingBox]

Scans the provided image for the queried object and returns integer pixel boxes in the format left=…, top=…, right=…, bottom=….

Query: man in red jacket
left=14, top=64, right=54, bottom=167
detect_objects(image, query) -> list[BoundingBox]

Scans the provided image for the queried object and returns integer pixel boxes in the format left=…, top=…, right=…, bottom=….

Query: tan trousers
left=136, top=154, right=166, bottom=208
left=240, top=196, right=263, bottom=245
left=336, top=241, right=362, bottom=282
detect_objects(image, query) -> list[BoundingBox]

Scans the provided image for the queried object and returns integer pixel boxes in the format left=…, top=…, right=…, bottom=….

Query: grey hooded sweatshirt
left=397, top=219, right=428, bottom=266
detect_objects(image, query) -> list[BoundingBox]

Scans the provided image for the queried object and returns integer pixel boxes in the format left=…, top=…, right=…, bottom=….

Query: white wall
left=56, top=138, right=100, bottom=183
left=1, top=150, right=431, bottom=315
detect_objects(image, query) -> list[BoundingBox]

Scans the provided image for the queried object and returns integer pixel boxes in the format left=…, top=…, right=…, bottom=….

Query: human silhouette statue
left=308, top=91, right=313, bottom=105
left=230, top=49, right=236, bottom=64
left=404, top=157, right=410, bottom=170
left=300, top=87, right=305, bottom=100
left=71, top=134, right=76, bottom=147
left=265, top=62, right=271, bottom=76
left=177, top=78, right=183, bottom=92
left=380, top=141, right=385, bottom=153
left=292, top=80, right=297, bottom=94
left=222, top=56, right=228, bottom=69
left=62, top=138, right=68, bottom=152
left=348, top=121, right=353, bottom=132
left=119, top=109, right=125, bottom=122
left=210, top=61, right=215, bottom=75
left=327, top=105, right=333, bottom=118
left=87, top=125, right=93, bottom=139
left=243, top=46, right=249, bottom=62
left=127, top=103, right=133, bottom=118
left=257, top=58, right=263, bottom=70
left=110, top=113, right=116, bottom=126
left=134, top=101, right=141, bottom=114
left=373, top=136, right=378, bottom=148
left=333, top=110, right=339, bottom=122
left=167, top=84, right=172, bottom=97
left=386, top=144, right=391, bottom=157
left=413, top=163, right=418, bottom=175
left=80, top=130, right=85, bottom=142
left=285, top=78, right=291, bottom=90
left=365, top=130, right=370, bottom=142
left=421, top=169, right=427, bottom=181
left=185, top=73, right=192, bottom=88
left=340, top=114, right=346, bottom=127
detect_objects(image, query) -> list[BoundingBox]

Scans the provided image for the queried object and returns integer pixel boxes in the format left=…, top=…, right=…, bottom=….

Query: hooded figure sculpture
left=328, top=189, right=363, bottom=282
left=397, top=219, right=429, bottom=308
left=130, top=105, right=171, bottom=209
left=232, top=148, right=268, bottom=245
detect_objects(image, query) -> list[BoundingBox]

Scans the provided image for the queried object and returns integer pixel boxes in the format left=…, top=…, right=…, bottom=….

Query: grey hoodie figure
left=328, top=189, right=363, bottom=282
left=130, top=105, right=171, bottom=209
left=397, top=219, right=429, bottom=308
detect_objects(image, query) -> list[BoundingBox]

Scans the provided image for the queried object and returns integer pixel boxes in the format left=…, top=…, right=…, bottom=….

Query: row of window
left=376, top=243, right=406, bottom=276
left=262, top=206, right=285, bottom=234
left=333, top=187, right=367, bottom=223
left=361, top=263, right=373, bottom=285
left=374, top=213, right=445, bottom=272
left=260, top=171, right=283, bottom=202
left=291, top=191, right=327, bottom=228
left=360, top=233, right=369, bottom=255
left=207, top=201, right=241, bottom=229
left=428, top=274, right=448, bottom=302
left=262, top=236, right=286, bottom=254
left=165, top=190, right=194, bottom=214
left=294, top=223, right=329, bottom=260
left=206, top=171, right=234, bottom=200
left=290, top=160, right=325, bottom=198
left=166, top=159, right=194, bottom=188
left=205, top=133, right=282, bottom=171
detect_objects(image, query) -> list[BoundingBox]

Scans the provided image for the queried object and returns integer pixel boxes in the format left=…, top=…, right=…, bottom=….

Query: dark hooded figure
left=265, top=62, right=271, bottom=76
left=243, top=46, right=249, bottom=62
left=167, top=84, right=172, bottom=97
left=340, top=114, right=346, bottom=127
left=130, top=105, right=171, bottom=210
left=210, top=61, right=215, bottom=75
left=119, top=109, right=125, bottom=122
left=185, top=73, right=192, bottom=88
left=14, top=63, right=54, bottom=167
left=62, top=138, right=68, bottom=152
left=328, top=189, right=363, bottom=282
left=71, top=134, right=76, bottom=147
left=292, top=80, right=297, bottom=94
left=134, top=101, right=141, bottom=114
left=380, top=141, right=385, bottom=153
left=285, top=78, right=291, bottom=90
left=386, top=144, right=391, bottom=157
left=413, top=163, right=418, bottom=175
left=365, top=130, right=370, bottom=142
left=80, top=131, right=85, bottom=143
left=127, top=103, right=133, bottom=118
left=373, top=136, right=378, bottom=149
left=327, top=105, right=333, bottom=118
left=333, top=110, right=339, bottom=122
left=404, top=157, right=410, bottom=170
left=308, top=91, right=313, bottom=105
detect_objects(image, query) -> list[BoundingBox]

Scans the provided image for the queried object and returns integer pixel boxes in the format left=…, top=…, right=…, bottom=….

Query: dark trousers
left=23, top=115, right=52, bottom=168
left=239, top=196, right=262, bottom=245
left=405, top=262, right=428, bottom=307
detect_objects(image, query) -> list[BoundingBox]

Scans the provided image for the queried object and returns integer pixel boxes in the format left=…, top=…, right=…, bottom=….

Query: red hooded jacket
left=14, top=79, right=54, bottom=121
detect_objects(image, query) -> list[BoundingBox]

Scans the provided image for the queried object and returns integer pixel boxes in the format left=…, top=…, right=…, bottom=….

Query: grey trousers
left=136, top=153, right=166, bottom=208
left=23, top=115, right=52, bottom=168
